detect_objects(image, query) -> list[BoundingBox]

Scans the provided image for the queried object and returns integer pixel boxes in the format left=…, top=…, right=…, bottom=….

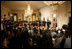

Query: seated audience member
left=64, top=30, right=71, bottom=48
left=2, top=38, right=9, bottom=48
left=21, top=29, right=30, bottom=48
left=60, top=29, right=69, bottom=48
left=51, top=29, right=57, bottom=38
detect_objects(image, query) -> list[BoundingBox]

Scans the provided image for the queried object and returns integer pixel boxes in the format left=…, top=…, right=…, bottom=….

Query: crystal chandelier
left=24, top=2, right=33, bottom=17
left=44, top=1, right=66, bottom=6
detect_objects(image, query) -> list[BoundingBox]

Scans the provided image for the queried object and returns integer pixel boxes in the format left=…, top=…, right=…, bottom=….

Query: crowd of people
left=0, top=17, right=71, bottom=48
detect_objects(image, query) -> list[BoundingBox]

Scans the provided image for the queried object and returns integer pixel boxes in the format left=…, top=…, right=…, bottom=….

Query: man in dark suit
left=41, top=30, right=53, bottom=48
left=21, top=28, right=30, bottom=48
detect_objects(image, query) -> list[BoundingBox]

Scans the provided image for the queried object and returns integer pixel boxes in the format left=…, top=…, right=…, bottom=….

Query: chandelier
left=24, top=2, right=33, bottom=17
left=44, top=1, right=66, bottom=6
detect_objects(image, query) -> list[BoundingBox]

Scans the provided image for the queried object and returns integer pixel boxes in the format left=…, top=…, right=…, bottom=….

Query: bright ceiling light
left=24, top=2, right=33, bottom=17
left=44, top=1, right=66, bottom=6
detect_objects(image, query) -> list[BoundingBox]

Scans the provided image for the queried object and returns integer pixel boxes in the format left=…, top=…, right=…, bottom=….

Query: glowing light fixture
left=24, top=2, right=33, bottom=17
left=44, top=1, right=65, bottom=6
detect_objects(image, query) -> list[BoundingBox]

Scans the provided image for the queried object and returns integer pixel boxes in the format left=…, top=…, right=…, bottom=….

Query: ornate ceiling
left=1, top=1, right=71, bottom=11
